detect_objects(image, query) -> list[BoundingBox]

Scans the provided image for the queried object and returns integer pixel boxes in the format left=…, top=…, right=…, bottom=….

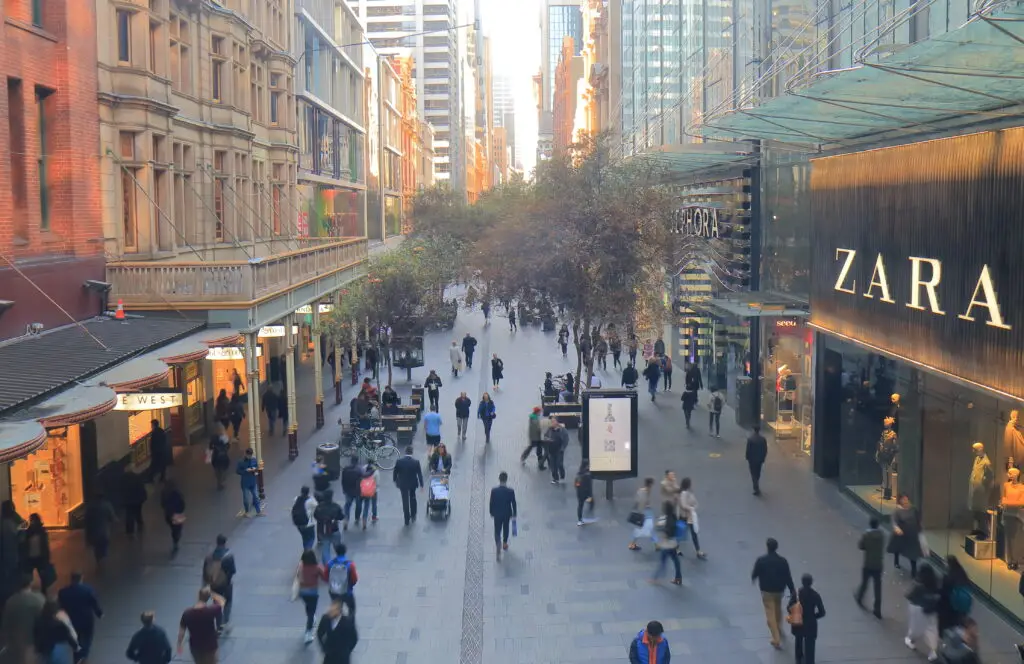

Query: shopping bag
left=511, top=518, right=518, bottom=537
left=204, top=449, right=213, bottom=464
left=627, top=511, right=645, bottom=527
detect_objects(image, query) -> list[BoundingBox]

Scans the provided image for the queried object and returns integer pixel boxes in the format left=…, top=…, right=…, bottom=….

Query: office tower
left=538, top=0, right=582, bottom=162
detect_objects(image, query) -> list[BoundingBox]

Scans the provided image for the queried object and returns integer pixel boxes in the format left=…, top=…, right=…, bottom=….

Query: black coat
left=575, top=470, right=593, bottom=499
left=341, top=465, right=363, bottom=498
left=425, top=375, right=443, bottom=394
left=491, top=358, right=504, bottom=380
left=454, top=397, right=472, bottom=418
left=489, top=485, right=517, bottom=520
left=122, top=472, right=148, bottom=507
left=393, top=455, right=423, bottom=491
left=746, top=434, right=768, bottom=466
left=125, top=624, right=172, bottom=664
left=789, top=586, right=826, bottom=637
left=887, top=506, right=923, bottom=559
left=316, top=613, right=358, bottom=664
left=149, top=427, right=170, bottom=468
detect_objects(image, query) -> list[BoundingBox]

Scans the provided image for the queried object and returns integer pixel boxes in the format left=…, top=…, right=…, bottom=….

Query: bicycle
left=341, top=426, right=400, bottom=470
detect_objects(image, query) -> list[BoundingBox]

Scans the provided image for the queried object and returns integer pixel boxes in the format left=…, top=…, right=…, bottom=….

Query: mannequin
left=1002, top=468, right=1024, bottom=570
left=877, top=419, right=899, bottom=500
left=969, top=442, right=995, bottom=538
left=887, top=393, right=901, bottom=434
left=1004, top=410, right=1024, bottom=481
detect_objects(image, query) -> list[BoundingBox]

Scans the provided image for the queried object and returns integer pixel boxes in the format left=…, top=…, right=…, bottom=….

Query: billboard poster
left=581, top=389, right=639, bottom=479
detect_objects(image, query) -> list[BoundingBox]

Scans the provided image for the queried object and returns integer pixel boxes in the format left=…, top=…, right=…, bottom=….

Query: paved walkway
left=68, top=308, right=1024, bottom=663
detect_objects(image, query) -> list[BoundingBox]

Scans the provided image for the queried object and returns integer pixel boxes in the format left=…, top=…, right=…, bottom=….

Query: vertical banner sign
left=581, top=389, right=639, bottom=479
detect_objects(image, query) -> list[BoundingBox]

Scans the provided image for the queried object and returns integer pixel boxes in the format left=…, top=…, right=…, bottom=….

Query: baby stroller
left=427, top=471, right=451, bottom=519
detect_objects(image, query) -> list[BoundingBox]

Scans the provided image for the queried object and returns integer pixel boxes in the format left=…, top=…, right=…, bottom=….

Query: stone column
left=334, top=340, right=343, bottom=405
left=244, top=333, right=265, bottom=501
left=285, top=315, right=299, bottom=460
left=350, top=324, right=359, bottom=385
left=313, top=307, right=325, bottom=429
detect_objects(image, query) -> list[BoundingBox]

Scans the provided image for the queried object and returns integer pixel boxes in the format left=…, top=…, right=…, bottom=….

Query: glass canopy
left=627, top=141, right=756, bottom=177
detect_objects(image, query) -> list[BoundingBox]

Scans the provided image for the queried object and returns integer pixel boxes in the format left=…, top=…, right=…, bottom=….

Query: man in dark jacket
left=314, top=489, right=344, bottom=563
left=126, top=610, right=173, bottom=664
left=684, top=361, right=703, bottom=392
left=545, top=418, right=569, bottom=484
left=316, top=598, right=358, bottom=664
left=57, top=571, right=103, bottom=659
left=393, top=446, right=424, bottom=526
left=454, top=392, right=472, bottom=441
left=340, top=456, right=363, bottom=531
left=751, top=537, right=796, bottom=649
left=855, top=517, right=885, bottom=618
left=262, top=388, right=280, bottom=435
left=202, top=534, right=237, bottom=629
left=489, top=472, right=517, bottom=560
left=461, top=333, right=478, bottom=369
left=574, top=461, right=594, bottom=526
left=122, top=470, right=148, bottom=537
left=745, top=426, right=768, bottom=496
left=621, top=363, right=639, bottom=388
left=148, top=420, right=171, bottom=483
left=628, top=620, right=670, bottom=664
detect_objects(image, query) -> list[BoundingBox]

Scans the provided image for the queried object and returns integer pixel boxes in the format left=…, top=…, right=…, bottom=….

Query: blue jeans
left=242, top=485, right=261, bottom=513
left=343, top=495, right=361, bottom=522
left=298, top=524, right=315, bottom=551
left=653, top=547, right=681, bottom=580
left=359, top=494, right=377, bottom=521
left=267, top=414, right=277, bottom=434
left=319, top=532, right=341, bottom=563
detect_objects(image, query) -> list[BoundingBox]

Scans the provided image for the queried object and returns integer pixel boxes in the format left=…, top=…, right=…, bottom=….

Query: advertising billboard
left=581, top=389, right=639, bottom=479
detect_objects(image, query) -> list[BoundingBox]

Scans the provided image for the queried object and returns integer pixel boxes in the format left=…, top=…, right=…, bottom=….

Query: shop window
left=11, top=426, right=83, bottom=528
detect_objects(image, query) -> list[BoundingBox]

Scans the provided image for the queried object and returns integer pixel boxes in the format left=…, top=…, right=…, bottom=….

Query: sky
left=481, top=0, right=541, bottom=175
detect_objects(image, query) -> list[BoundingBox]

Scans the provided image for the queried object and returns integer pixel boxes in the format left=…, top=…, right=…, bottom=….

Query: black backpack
left=291, top=496, right=308, bottom=527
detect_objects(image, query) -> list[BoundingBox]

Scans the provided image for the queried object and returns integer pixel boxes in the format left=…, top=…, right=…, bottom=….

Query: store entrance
left=10, top=426, right=84, bottom=528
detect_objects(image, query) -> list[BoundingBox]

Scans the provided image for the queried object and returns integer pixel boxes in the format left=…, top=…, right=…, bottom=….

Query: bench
left=398, top=404, right=421, bottom=421
left=543, top=403, right=582, bottom=429
left=396, top=426, right=415, bottom=445
left=381, top=414, right=417, bottom=432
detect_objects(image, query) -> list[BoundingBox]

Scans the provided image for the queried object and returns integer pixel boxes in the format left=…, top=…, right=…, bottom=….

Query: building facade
left=552, top=37, right=582, bottom=155
left=538, top=0, right=582, bottom=164
left=492, top=126, right=509, bottom=184
left=379, top=57, right=404, bottom=237
left=392, top=54, right=420, bottom=229
left=0, top=0, right=104, bottom=339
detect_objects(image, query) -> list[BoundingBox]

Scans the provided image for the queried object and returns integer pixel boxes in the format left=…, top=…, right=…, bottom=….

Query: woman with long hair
left=294, top=549, right=323, bottom=644
left=477, top=392, right=496, bottom=444
left=678, top=478, right=706, bottom=559
left=649, top=500, right=682, bottom=586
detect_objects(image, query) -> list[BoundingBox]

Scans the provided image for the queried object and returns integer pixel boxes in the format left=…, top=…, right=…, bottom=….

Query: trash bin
left=317, top=442, right=341, bottom=481
left=410, top=384, right=424, bottom=412
left=735, top=376, right=756, bottom=429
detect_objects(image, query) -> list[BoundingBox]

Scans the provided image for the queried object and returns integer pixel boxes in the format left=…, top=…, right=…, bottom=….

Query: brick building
left=0, top=0, right=105, bottom=339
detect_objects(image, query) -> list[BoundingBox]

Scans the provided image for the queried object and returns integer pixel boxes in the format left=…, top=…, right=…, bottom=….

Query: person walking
left=316, top=598, right=358, bottom=664
left=314, top=490, right=344, bottom=563
left=546, top=417, right=569, bottom=485
left=628, top=621, right=670, bottom=664
left=148, top=419, right=171, bottom=483
left=678, top=477, right=706, bottom=559
left=1, top=573, right=45, bottom=663
left=33, top=599, right=78, bottom=664
left=340, top=456, right=363, bottom=531
left=627, top=334, right=638, bottom=366
left=322, top=543, right=358, bottom=616
left=424, top=370, right=443, bottom=410
left=855, top=516, right=885, bottom=619
left=628, top=477, right=656, bottom=551
left=215, top=389, right=231, bottom=431
left=610, top=335, right=622, bottom=370
left=236, top=448, right=263, bottom=517
left=160, top=479, right=186, bottom=557
left=202, top=535, right=236, bottom=631
left=789, top=573, right=826, bottom=664
left=508, top=308, right=517, bottom=332
left=558, top=325, right=569, bottom=358
left=122, top=469, right=148, bottom=538
left=365, top=344, right=379, bottom=381
left=477, top=393, right=496, bottom=444
left=490, top=354, right=505, bottom=391
left=83, top=492, right=116, bottom=566
left=751, top=537, right=796, bottom=650
left=938, top=555, right=972, bottom=636
left=125, top=611, right=173, bottom=664
left=209, top=425, right=231, bottom=490
left=575, top=461, right=595, bottom=526
left=489, top=472, right=517, bottom=561
left=23, top=513, right=55, bottom=594
left=642, top=359, right=661, bottom=402
left=482, top=301, right=491, bottom=323
left=261, top=387, right=280, bottom=436
left=621, top=362, right=639, bottom=389
left=461, top=333, right=477, bottom=369
left=423, top=405, right=443, bottom=452
left=654, top=336, right=666, bottom=358
left=228, top=394, right=245, bottom=443
left=684, top=361, right=704, bottom=393
left=708, top=390, right=723, bottom=438
left=746, top=426, right=768, bottom=496
left=661, top=354, right=673, bottom=391
left=449, top=341, right=464, bottom=377
left=520, top=407, right=547, bottom=469
left=650, top=500, right=682, bottom=585
left=358, top=462, right=379, bottom=528
left=595, top=337, right=608, bottom=371
left=57, top=571, right=102, bottom=661
left=292, top=487, right=318, bottom=551
left=889, top=494, right=924, bottom=576
left=278, top=384, right=290, bottom=434
left=680, top=388, right=697, bottom=428
left=393, top=446, right=424, bottom=526
left=294, top=549, right=324, bottom=644
left=905, top=563, right=941, bottom=661
left=176, top=587, right=225, bottom=664
left=454, top=392, right=472, bottom=441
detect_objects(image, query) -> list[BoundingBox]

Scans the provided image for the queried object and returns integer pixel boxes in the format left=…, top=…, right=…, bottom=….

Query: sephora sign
left=671, top=206, right=719, bottom=238
left=810, top=130, right=1024, bottom=399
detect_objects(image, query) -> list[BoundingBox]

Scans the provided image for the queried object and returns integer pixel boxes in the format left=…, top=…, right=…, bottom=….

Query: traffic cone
left=114, top=299, right=125, bottom=321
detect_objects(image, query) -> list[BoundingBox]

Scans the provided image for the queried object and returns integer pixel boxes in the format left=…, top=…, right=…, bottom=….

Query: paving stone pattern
left=70, top=308, right=1024, bottom=663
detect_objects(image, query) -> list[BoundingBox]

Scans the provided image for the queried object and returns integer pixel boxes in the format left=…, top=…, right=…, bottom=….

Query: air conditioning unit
left=26, top=323, right=44, bottom=335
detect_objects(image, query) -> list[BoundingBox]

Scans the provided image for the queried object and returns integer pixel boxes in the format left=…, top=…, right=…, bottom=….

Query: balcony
left=107, top=237, right=368, bottom=309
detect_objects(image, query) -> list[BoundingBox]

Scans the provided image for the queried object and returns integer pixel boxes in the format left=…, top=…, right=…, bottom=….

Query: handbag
left=290, top=578, right=300, bottom=602
left=786, top=599, right=803, bottom=626
left=204, top=449, right=213, bottom=464
left=171, top=513, right=186, bottom=526
left=627, top=511, right=645, bottom=527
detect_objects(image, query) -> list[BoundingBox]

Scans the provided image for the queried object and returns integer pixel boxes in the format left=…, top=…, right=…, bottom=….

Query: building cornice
left=98, top=92, right=179, bottom=117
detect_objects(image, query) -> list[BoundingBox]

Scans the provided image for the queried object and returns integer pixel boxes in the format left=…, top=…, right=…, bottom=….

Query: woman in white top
left=678, top=477, right=706, bottom=559
left=629, top=477, right=657, bottom=550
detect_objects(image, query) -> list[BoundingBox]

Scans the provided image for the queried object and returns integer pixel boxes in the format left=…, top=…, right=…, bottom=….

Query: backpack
left=291, top=497, right=308, bottom=527
left=950, top=585, right=972, bottom=614
left=360, top=474, right=377, bottom=498
left=204, top=553, right=228, bottom=588
left=712, top=395, right=723, bottom=412
left=328, top=560, right=352, bottom=595
left=786, top=599, right=804, bottom=626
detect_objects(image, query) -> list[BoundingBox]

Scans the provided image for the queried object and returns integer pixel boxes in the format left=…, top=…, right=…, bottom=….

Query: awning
left=628, top=142, right=755, bottom=177
left=86, top=357, right=171, bottom=392
left=150, top=328, right=240, bottom=364
left=691, top=292, right=810, bottom=319
left=0, top=421, right=48, bottom=463
left=11, top=385, right=119, bottom=429
left=704, top=4, right=1024, bottom=145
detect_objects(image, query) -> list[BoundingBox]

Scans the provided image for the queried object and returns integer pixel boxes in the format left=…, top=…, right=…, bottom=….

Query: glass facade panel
left=11, top=426, right=84, bottom=528
left=760, top=149, right=811, bottom=299
left=762, top=319, right=814, bottom=454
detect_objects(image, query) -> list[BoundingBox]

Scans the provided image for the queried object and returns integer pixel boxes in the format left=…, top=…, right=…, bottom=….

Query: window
left=173, top=141, right=194, bottom=243
left=271, top=162, right=282, bottom=235
left=36, top=88, right=52, bottom=231
left=213, top=150, right=226, bottom=242
left=169, top=16, right=191, bottom=94
left=233, top=42, right=247, bottom=111
left=121, top=169, right=138, bottom=250
left=148, top=20, right=160, bottom=73
left=119, top=131, right=135, bottom=159
left=8, top=79, right=27, bottom=239
left=151, top=134, right=164, bottom=163
left=211, top=36, right=224, bottom=102
left=116, top=10, right=131, bottom=64
left=31, top=0, right=43, bottom=28
left=270, top=91, right=280, bottom=124
left=153, top=167, right=169, bottom=250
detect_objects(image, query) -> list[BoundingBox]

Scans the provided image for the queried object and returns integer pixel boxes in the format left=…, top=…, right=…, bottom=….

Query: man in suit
left=745, top=426, right=768, bottom=496
left=392, top=446, right=423, bottom=525
left=489, top=472, right=518, bottom=561
left=316, top=598, right=358, bottom=664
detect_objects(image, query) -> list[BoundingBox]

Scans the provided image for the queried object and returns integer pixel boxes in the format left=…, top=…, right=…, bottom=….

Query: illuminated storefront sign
left=257, top=325, right=300, bottom=338
left=114, top=392, right=183, bottom=411
left=295, top=304, right=335, bottom=315
left=671, top=207, right=719, bottom=238
left=207, top=346, right=263, bottom=361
